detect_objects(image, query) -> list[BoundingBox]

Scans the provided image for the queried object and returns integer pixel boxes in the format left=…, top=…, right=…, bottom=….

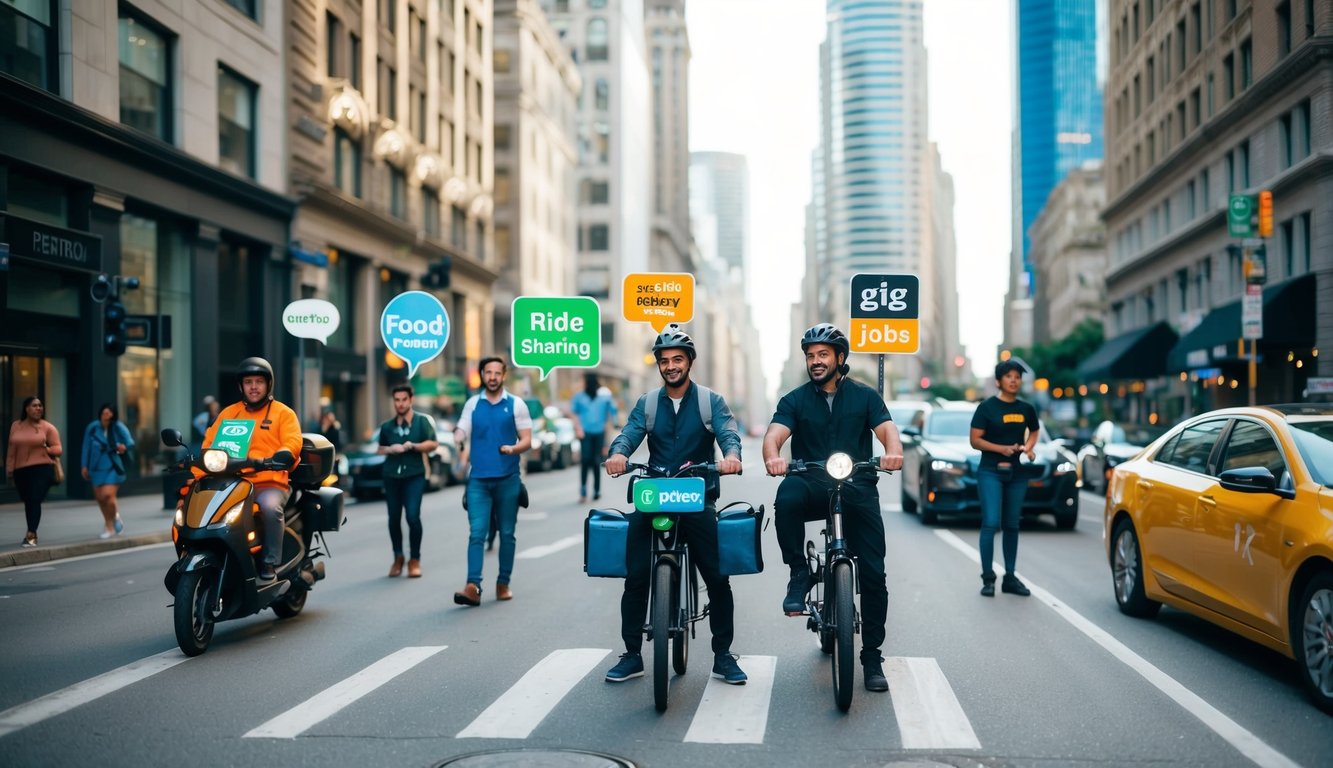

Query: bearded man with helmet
left=762, top=323, right=904, bottom=692
left=600, top=324, right=749, bottom=685
left=192, top=357, right=303, bottom=583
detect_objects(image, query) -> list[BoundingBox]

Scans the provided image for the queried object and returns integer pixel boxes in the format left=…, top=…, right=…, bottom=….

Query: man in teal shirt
left=377, top=384, right=438, bottom=579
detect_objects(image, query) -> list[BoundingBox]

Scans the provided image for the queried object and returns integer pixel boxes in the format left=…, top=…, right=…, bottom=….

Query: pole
left=878, top=354, right=885, bottom=400
left=298, top=339, right=306, bottom=429
left=1249, top=339, right=1257, bottom=406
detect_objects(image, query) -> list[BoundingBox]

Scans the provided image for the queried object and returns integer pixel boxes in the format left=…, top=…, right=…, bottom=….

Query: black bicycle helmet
left=236, top=357, right=275, bottom=394
left=800, top=323, right=850, bottom=358
left=651, top=324, right=696, bottom=360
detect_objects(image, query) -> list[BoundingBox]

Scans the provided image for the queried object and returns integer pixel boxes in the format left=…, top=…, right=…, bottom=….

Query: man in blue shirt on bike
left=603, top=324, right=747, bottom=685
left=763, top=323, right=904, bottom=692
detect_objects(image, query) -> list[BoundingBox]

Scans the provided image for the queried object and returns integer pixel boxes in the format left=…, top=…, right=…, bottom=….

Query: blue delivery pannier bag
left=584, top=508, right=629, bottom=578
left=716, top=502, right=765, bottom=576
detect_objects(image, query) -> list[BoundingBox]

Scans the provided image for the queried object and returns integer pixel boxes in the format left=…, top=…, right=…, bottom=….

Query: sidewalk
left=0, top=492, right=174, bottom=568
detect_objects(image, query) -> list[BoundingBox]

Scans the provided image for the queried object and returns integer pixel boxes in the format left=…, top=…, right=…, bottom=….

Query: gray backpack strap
left=644, top=385, right=714, bottom=433
left=644, top=387, right=662, bottom=432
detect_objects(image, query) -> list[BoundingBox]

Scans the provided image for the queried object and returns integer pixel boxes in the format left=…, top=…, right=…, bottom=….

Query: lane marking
left=0, top=542, right=175, bottom=573
left=244, top=646, right=447, bottom=739
left=886, top=656, right=980, bottom=750
left=0, top=649, right=189, bottom=737
left=457, top=648, right=609, bottom=739
left=517, top=510, right=549, bottom=522
left=934, top=529, right=1303, bottom=768
left=684, top=655, right=777, bottom=744
left=517, top=534, right=583, bottom=560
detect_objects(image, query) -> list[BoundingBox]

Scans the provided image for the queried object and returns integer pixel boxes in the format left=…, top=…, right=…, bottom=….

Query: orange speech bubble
left=622, top=273, right=695, bottom=332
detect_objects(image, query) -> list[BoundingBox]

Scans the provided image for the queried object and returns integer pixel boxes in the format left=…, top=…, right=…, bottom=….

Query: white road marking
left=885, top=656, right=980, bottom=750
left=0, top=542, right=175, bottom=573
left=517, top=510, right=548, bottom=521
left=684, top=655, right=777, bottom=744
left=244, top=646, right=447, bottom=739
left=457, top=648, right=610, bottom=739
left=0, top=649, right=190, bottom=737
left=517, top=534, right=583, bottom=560
left=934, top=529, right=1303, bottom=768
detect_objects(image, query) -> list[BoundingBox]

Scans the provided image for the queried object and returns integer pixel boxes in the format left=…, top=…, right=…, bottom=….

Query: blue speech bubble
left=380, top=291, right=450, bottom=378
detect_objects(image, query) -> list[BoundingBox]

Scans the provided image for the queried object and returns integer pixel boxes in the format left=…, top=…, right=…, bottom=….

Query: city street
left=1, top=442, right=1329, bottom=768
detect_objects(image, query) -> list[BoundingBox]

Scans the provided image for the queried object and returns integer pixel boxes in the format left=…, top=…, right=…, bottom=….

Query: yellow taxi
left=1103, top=404, right=1333, bottom=712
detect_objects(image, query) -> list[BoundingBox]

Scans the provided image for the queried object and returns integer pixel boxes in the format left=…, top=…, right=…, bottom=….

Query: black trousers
left=774, top=475, right=887, bottom=662
left=621, top=505, right=735, bottom=655
left=579, top=433, right=605, bottom=496
left=13, top=463, right=54, bottom=533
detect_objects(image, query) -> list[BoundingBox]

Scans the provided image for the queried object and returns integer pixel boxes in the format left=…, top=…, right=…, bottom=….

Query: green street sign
left=1228, top=194, right=1254, bottom=238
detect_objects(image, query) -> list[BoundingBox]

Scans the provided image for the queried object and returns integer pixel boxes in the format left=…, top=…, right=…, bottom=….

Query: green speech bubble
left=511, top=296, right=601, bottom=380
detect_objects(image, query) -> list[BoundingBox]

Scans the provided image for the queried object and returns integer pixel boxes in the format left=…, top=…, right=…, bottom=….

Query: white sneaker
left=98, top=530, right=113, bottom=539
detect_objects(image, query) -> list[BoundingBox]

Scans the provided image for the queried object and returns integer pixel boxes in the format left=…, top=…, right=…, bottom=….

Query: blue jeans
left=977, top=466, right=1028, bottom=576
left=466, top=473, right=521, bottom=585
left=384, top=474, right=426, bottom=560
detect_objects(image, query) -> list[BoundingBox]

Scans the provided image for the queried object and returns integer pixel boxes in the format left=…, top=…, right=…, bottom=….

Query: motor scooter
left=160, top=428, right=344, bottom=656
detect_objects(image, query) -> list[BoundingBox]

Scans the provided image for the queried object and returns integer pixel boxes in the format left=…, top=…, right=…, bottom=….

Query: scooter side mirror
left=161, top=428, right=185, bottom=447
left=271, top=449, right=296, bottom=470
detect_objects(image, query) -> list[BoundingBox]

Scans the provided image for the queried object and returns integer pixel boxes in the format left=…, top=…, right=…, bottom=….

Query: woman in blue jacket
left=81, top=403, right=134, bottom=538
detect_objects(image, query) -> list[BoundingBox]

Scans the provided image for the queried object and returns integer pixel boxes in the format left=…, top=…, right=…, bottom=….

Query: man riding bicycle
left=603, top=324, right=747, bottom=685
left=762, top=323, right=903, bottom=692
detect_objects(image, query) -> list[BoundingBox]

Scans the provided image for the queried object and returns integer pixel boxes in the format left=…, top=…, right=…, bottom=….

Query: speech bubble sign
left=380, top=290, right=450, bottom=379
left=282, top=299, right=341, bottom=345
left=623, top=272, right=694, bottom=332
left=511, top=296, right=601, bottom=380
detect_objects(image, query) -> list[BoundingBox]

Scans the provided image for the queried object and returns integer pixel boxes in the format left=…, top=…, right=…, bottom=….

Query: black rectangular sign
left=849, top=273, right=919, bottom=319
left=0, top=213, right=103, bottom=272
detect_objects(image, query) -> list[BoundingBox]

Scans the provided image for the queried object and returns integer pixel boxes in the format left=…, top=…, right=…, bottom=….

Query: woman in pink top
left=6, top=396, right=63, bottom=547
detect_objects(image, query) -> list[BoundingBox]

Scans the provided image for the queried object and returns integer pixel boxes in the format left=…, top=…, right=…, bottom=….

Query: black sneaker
left=863, top=660, right=888, bottom=692
left=257, top=564, right=277, bottom=583
left=1002, top=574, right=1031, bottom=596
left=783, top=569, right=812, bottom=613
left=604, top=652, right=644, bottom=682
left=980, top=572, right=996, bottom=597
left=712, top=653, right=747, bottom=685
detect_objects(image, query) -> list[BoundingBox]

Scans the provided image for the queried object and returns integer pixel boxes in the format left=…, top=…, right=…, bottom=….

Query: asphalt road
left=1, top=442, right=1329, bottom=768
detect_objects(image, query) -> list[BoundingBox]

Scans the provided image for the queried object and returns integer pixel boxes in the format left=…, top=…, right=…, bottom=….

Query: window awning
left=1078, top=321, right=1179, bottom=382
left=1166, top=274, right=1316, bottom=371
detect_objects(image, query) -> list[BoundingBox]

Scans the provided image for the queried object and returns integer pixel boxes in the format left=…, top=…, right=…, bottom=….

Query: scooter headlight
left=202, top=449, right=230, bottom=473
left=173, top=508, right=184, bottom=527
left=221, top=502, right=245, bottom=526
left=826, top=452, right=854, bottom=480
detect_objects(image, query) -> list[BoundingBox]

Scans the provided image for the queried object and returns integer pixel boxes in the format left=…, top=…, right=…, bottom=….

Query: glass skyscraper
left=1014, top=0, right=1103, bottom=296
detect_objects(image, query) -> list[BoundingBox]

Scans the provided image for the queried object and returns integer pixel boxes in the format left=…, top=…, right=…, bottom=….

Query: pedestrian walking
left=192, top=395, right=219, bottom=443
left=80, top=402, right=135, bottom=538
left=377, top=385, right=438, bottom=578
left=452, top=356, right=531, bottom=605
left=319, top=409, right=344, bottom=454
left=970, top=359, right=1039, bottom=598
left=6, top=396, right=63, bottom=548
left=571, top=373, right=616, bottom=503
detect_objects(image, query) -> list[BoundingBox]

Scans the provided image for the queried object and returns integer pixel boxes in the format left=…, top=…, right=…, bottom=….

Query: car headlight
left=202, top=449, right=230, bottom=473
left=1056, top=461, right=1076, bottom=474
left=931, top=459, right=962, bottom=473
left=826, top=452, right=854, bottom=480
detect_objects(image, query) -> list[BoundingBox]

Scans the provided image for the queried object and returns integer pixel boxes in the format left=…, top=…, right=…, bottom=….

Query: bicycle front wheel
left=831, top=561, right=855, bottom=712
left=652, top=559, right=673, bottom=712
left=673, top=559, right=694, bottom=675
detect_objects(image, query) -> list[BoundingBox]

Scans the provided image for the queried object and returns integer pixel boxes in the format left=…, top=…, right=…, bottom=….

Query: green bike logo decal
left=212, top=419, right=256, bottom=459
left=633, top=477, right=706, bottom=513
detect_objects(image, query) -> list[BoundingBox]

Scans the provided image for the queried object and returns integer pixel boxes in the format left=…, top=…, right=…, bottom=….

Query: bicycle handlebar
left=606, top=461, right=735, bottom=478
left=785, top=458, right=891, bottom=477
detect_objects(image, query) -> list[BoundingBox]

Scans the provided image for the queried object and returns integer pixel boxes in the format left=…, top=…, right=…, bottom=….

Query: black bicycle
left=611, top=461, right=719, bottom=712
left=786, top=452, right=889, bottom=711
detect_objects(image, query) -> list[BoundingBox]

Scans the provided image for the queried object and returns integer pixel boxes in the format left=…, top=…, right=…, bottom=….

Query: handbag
left=52, top=457, right=65, bottom=485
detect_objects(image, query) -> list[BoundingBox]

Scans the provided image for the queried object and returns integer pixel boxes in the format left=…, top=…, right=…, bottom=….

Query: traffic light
left=422, top=257, right=452, bottom=289
left=103, top=301, right=127, bottom=356
left=1257, top=189, right=1273, bottom=237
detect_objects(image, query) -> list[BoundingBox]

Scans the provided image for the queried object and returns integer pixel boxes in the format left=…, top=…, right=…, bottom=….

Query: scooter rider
left=762, top=323, right=904, bottom=692
left=193, top=357, right=303, bottom=583
left=602, top=324, right=747, bottom=685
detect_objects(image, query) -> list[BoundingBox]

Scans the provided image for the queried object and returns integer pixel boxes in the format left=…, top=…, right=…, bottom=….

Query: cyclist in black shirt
left=762, top=323, right=903, bottom=692
left=969, top=359, right=1039, bottom=597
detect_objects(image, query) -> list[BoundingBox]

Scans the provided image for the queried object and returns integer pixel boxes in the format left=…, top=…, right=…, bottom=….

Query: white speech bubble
left=282, top=299, right=341, bottom=345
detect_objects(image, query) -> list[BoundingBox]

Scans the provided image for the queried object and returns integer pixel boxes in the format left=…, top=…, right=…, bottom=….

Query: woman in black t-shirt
left=969, top=360, right=1039, bottom=598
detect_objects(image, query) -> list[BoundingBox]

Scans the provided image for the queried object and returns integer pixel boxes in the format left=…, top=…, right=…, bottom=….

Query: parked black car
left=900, top=404, right=1080, bottom=529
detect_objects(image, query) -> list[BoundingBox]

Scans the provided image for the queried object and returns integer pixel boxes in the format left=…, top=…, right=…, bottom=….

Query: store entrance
left=1, top=353, right=69, bottom=503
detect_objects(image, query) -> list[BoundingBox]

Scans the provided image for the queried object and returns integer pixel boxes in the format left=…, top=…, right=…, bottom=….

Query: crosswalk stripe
left=457, top=648, right=610, bottom=739
left=516, top=534, right=583, bottom=560
left=0, top=649, right=190, bottom=737
left=683, top=655, right=776, bottom=744
left=885, top=656, right=980, bottom=750
left=244, top=646, right=447, bottom=739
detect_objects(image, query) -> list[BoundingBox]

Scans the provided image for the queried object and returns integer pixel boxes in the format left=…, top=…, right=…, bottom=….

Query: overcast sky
left=687, top=0, right=1013, bottom=391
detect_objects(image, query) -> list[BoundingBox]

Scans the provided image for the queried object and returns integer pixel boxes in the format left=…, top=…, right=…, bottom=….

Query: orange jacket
left=195, top=399, right=303, bottom=489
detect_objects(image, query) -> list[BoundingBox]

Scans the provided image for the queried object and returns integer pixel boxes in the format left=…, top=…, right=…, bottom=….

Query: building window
left=1277, top=2, right=1292, bottom=56
left=224, top=0, right=257, bottom=19
left=423, top=188, right=440, bottom=238
left=474, top=220, right=485, bottom=261
left=119, top=11, right=172, bottom=141
left=218, top=66, right=256, bottom=178
left=1205, top=72, right=1214, bottom=116
left=1306, top=0, right=1316, bottom=37
left=1191, top=2, right=1201, bottom=55
left=1297, top=212, right=1311, bottom=273
left=0, top=0, right=55, bottom=90
left=1201, top=168, right=1210, bottom=210
left=1186, top=180, right=1196, bottom=219
left=1294, top=99, right=1311, bottom=159
left=588, top=224, right=609, bottom=251
left=595, top=78, right=609, bottom=110
left=379, top=0, right=395, bottom=30
left=495, top=123, right=511, bottom=150
left=1281, top=218, right=1296, bottom=276
left=412, top=10, right=426, bottom=62
left=1239, top=38, right=1252, bottom=90
left=1238, top=140, right=1250, bottom=187
left=451, top=206, right=467, bottom=249
left=494, top=167, right=510, bottom=204
left=327, top=12, right=341, bottom=77
left=350, top=33, right=362, bottom=89
left=495, top=49, right=511, bottom=73
left=334, top=128, right=362, bottom=197
left=586, top=18, right=609, bottom=61
left=1222, top=54, right=1234, bottom=100
left=389, top=167, right=407, bottom=219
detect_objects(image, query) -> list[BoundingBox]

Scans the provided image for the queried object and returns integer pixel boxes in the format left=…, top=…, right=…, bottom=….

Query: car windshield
left=1288, top=419, right=1333, bottom=486
left=925, top=410, right=974, bottom=440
